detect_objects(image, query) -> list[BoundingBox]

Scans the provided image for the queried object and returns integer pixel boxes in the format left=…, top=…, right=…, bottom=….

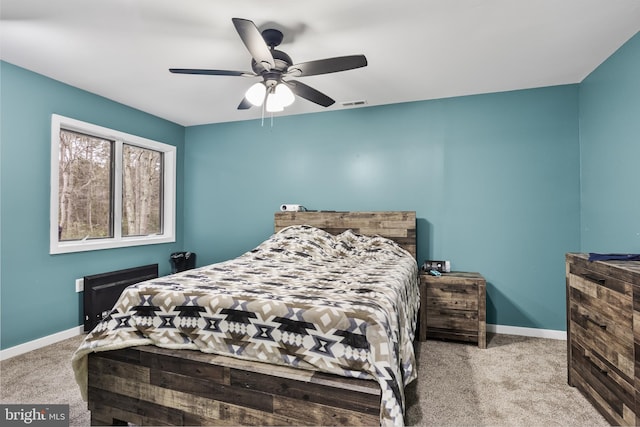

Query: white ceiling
left=1, top=0, right=639, bottom=127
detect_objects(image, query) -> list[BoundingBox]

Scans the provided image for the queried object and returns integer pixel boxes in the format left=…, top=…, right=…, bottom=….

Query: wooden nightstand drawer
left=419, top=271, right=486, bottom=348
left=426, top=283, right=479, bottom=310
left=426, top=309, right=479, bottom=343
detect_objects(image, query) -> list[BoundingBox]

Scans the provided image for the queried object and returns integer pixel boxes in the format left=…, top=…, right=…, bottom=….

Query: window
left=50, top=115, right=176, bottom=254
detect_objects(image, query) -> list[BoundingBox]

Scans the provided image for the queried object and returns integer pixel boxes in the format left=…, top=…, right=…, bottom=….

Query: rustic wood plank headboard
left=274, top=211, right=416, bottom=259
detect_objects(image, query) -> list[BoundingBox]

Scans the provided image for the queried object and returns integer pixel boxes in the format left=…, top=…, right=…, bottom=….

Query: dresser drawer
left=568, top=269, right=634, bottom=379
left=569, top=302, right=635, bottom=380
left=569, top=263, right=633, bottom=309
left=570, top=341, right=636, bottom=426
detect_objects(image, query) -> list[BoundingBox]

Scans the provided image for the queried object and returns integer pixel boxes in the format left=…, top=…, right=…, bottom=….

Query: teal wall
left=0, top=62, right=185, bottom=349
left=579, top=32, right=640, bottom=252
left=184, top=85, right=581, bottom=331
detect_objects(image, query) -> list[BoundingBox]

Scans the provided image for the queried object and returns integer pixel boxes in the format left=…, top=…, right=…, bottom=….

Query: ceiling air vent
left=341, top=100, right=367, bottom=107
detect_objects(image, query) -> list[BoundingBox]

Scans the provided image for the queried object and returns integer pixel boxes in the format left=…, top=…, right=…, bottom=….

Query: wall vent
left=341, top=100, right=367, bottom=107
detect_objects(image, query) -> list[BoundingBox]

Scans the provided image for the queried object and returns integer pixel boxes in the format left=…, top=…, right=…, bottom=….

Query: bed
left=72, top=211, right=419, bottom=426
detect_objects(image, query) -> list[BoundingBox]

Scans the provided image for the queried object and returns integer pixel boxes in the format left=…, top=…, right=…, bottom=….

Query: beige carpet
left=406, top=334, right=608, bottom=426
left=1, top=333, right=607, bottom=426
left=1, top=334, right=90, bottom=426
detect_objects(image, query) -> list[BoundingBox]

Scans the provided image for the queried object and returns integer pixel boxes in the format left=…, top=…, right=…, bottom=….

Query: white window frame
left=50, top=114, right=176, bottom=254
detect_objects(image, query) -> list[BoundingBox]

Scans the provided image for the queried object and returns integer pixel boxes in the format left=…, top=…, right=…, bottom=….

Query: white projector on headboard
left=280, top=204, right=306, bottom=212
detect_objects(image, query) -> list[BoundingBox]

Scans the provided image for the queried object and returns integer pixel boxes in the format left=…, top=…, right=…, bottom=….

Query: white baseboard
left=0, top=323, right=566, bottom=361
left=487, top=324, right=567, bottom=340
left=0, top=325, right=84, bottom=361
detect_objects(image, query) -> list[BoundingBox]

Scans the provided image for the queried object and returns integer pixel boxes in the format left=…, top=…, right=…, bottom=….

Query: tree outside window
left=122, top=144, right=162, bottom=237
left=58, top=130, right=113, bottom=241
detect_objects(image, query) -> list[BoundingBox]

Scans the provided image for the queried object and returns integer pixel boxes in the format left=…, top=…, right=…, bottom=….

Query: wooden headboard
left=274, top=211, right=416, bottom=259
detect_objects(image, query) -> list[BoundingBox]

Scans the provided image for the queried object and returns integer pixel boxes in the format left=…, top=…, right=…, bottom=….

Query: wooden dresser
left=566, top=253, right=640, bottom=426
left=419, top=271, right=486, bottom=349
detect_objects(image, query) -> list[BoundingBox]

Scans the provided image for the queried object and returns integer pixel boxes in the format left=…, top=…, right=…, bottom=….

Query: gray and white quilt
left=72, top=225, right=420, bottom=426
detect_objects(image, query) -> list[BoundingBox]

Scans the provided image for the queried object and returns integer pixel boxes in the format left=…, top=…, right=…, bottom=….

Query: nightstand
left=418, top=271, right=486, bottom=349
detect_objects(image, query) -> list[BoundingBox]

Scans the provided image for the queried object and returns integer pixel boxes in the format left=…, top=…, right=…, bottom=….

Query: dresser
left=566, top=253, right=640, bottom=426
left=418, top=271, right=486, bottom=349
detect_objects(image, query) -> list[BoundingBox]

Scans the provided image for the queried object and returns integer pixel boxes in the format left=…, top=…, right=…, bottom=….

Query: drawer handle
left=585, top=356, right=609, bottom=376
left=448, top=311, right=469, bottom=318
left=583, top=314, right=607, bottom=330
left=584, top=274, right=605, bottom=285
left=443, top=287, right=467, bottom=293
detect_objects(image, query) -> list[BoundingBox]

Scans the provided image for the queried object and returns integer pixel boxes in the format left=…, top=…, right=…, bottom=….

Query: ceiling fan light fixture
left=265, top=92, right=285, bottom=112
left=274, top=83, right=295, bottom=107
left=264, top=83, right=294, bottom=113
left=245, top=82, right=266, bottom=106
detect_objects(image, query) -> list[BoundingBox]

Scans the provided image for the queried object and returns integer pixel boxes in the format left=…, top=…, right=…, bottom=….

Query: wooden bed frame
left=87, top=211, right=417, bottom=426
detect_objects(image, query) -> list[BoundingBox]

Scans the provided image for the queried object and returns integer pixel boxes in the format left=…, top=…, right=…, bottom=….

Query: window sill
left=50, top=234, right=176, bottom=255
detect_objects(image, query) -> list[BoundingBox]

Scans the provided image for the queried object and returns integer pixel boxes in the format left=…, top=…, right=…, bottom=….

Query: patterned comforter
left=72, top=225, right=420, bottom=426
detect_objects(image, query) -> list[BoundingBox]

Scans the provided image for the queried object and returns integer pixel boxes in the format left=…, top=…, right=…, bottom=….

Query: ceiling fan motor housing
left=263, top=72, right=282, bottom=87
left=251, top=49, right=292, bottom=74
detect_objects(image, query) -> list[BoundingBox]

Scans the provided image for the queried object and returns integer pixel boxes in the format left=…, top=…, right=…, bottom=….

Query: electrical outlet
left=75, top=278, right=84, bottom=293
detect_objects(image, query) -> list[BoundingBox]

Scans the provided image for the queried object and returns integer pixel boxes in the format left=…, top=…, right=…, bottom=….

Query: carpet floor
left=1, top=333, right=607, bottom=426
left=405, top=333, right=608, bottom=426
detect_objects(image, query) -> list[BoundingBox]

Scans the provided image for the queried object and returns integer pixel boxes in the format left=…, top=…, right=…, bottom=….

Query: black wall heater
left=83, top=264, right=158, bottom=332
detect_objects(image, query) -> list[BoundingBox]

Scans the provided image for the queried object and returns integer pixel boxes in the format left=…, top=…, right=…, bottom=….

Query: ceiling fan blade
left=232, top=18, right=275, bottom=72
left=169, top=68, right=255, bottom=77
left=283, top=80, right=335, bottom=107
left=237, top=97, right=253, bottom=110
left=286, top=55, right=367, bottom=77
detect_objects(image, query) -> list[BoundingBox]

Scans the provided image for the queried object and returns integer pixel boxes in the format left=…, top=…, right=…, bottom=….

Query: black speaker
left=170, top=251, right=196, bottom=273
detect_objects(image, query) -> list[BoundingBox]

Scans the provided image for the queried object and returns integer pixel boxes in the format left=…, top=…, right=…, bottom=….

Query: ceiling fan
left=170, top=18, right=368, bottom=112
